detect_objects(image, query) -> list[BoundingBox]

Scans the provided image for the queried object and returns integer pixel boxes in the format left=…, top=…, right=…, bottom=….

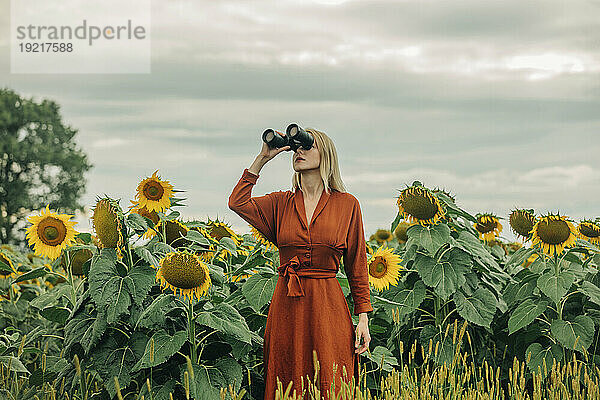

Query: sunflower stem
left=188, top=297, right=197, bottom=364
left=65, top=250, right=77, bottom=309
left=434, top=296, right=440, bottom=327
left=126, top=235, right=134, bottom=271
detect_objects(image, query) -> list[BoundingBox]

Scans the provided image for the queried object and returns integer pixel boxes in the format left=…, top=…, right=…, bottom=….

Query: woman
left=228, top=128, right=372, bottom=400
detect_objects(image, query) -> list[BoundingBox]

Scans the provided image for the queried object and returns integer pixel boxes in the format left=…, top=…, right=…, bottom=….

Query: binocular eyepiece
left=262, top=123, right=314, bottom=152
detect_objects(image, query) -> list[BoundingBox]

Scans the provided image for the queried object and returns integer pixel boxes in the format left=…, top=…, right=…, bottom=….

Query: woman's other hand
left=355, top=319, right=371, bottom=355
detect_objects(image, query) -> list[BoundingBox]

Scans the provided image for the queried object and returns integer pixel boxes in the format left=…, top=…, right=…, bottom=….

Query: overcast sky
left=2, top=0, right=599, bottom=243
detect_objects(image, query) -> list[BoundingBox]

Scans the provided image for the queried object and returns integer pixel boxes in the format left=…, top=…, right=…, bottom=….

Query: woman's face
left=293, top=141, right=320, bottom=172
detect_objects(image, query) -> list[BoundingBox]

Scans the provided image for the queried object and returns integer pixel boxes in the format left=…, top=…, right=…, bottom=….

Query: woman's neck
left=300, top=171, right=324, bottom=199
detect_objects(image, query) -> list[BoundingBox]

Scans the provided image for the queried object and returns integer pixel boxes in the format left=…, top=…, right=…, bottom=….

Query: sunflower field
left=1, top=172, right=600, bottom=399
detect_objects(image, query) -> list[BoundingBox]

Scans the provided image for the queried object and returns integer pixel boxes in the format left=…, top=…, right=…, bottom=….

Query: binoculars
left=262, top=123, right=314, bottom=152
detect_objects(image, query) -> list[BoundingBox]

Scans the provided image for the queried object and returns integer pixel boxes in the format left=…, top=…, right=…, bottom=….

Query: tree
left=0, top=87, right=93, bottom=248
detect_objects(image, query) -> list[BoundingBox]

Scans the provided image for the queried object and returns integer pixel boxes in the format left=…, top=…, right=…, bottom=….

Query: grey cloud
left=1, top=0, right=599, bottom=241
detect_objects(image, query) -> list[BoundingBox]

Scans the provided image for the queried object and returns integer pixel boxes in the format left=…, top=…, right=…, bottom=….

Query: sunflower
left=60, top=243, right=92, bottom=276
left=367, top=246, right=403, bottom=292
left=396, top=185, right=445, bottom=226
left=509, top=209, right=537, bottom=241
left=161, top=219, right=189, bottom=247
left=522, top=253, right=539, bottom=268
left=25, top=205, right=79, bottom=261
left=250, top=225, right=277, bottom=251
left=196, top=250, right=216, bottom=264
left=227, top=268, right=259, bottom=282
left=474, top=213, right=503, bottom=243
left=393, top=221, right=412, bottom=243
left=155, top=250, right=212, bottom=302
left=206, top=219, right=242, bottom=258
left=531, top=213, right=578, bottom=257
left=577, top=220, right=600, bottom=246
left=129, top=201, right=160, bottom=239
left=366, top=243, right=374, bottom=255
left=0, top=251, right=17, bottom=278
left=507, top=242, right=523, bottom=253
left=133, top=170, right=174, bottom=213
left=92, top=197, right=126, bottom=260
left=373, top=229, right=394, bottom=244
left=207, top=219, right=242, bottom=245
left=147, top=219, right=200, bottom=247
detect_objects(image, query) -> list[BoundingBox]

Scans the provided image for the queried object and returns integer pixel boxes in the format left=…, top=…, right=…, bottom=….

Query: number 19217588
left=18, top=42, right=73, bottom=52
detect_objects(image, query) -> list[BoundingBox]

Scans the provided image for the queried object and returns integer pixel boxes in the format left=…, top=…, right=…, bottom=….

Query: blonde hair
left=291, top=128, right=347, bottom=194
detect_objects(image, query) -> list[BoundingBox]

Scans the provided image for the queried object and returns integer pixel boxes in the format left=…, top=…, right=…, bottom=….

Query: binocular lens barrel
left=286, top=123, right=314, bottom=150
left=262, top=128, right=288, bottom=148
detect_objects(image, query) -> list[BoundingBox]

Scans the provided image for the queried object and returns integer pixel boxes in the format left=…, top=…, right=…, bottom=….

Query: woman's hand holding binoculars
left=248, top=140, right=291, bottom=176
left=258, top=141, right=291, bottom=164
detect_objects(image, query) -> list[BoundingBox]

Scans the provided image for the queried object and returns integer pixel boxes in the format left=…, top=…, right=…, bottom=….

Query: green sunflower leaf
left=89, top=248, right=156, bottom=324
left=414, top=247, right=470, bottom=300
left=125, top=212, right=152, bottom=232
left=504, top=273, right=538, bottom=308
left=242, top=272, right=278, bottom=313
left=537, top=270, right=575, bottom=305
left=0, top=356, right=29, bottom=374
left=455, top=231, right=501, bottom=273
left=134, top=245, right=160, bottom=269
left=131, top=330, right=187, bottom=373
left=390, top=212, right=403, bottom=236
left=89, top=331, right=148, bottom=399
left=551, top=315, right=595, bottom=352
left=362, top=346, right=399, bottom=372
left=406, top=224, right=450, bottom=256
left=578, top=281, right=600, bottom=306
left=11, top=266, right=48, bottom=284
left=185, top=230, right=211, bottom=246
left=183, top=363, right=223, bottom=399
left=505, top=246, right=536, bottom=270
left=508, top=298, right=548, bottom=335
left=453, top=288, right=496, bottom=328
left=525, top=342, right=562, bottom=378
left=39, top=306, right=70, bottom=325
left=64, top=304, right=108, bottom=355
left=195, top=302, right=252, bottom=344
left=376, top=280, right=426, bottom=317
left=134, top=294, right=179, bottom=330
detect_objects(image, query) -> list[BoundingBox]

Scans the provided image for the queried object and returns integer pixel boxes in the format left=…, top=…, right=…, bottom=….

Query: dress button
left=305, top=253, right=310, bottom=257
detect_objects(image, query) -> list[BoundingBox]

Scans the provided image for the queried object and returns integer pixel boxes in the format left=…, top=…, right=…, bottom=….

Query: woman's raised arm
left=228, top=168, right=282, bottom=245
left=228, top=141, right=290, bottom=245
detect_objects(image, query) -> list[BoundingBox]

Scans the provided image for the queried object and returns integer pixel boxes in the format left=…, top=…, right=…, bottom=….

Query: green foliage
left=88, top=248, right=155, bottom=324
left=0, top=88, right=93, bottom=246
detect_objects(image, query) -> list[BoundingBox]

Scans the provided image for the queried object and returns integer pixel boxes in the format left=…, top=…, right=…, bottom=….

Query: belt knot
left=277, top=255, right=305, bottom=297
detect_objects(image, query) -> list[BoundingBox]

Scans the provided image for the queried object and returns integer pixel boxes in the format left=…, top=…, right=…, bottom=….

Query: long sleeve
left=228, top=168, right=281, bottom=246
left=343, top=195, right=374, bottom=315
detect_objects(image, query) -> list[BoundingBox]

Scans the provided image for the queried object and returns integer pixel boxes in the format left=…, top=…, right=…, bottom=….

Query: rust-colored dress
left=228, top=168, right=373, bottom=400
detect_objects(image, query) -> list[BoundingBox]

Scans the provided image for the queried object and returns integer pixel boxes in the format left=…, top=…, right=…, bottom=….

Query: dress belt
left=277, top=255, right=337, bottom=297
